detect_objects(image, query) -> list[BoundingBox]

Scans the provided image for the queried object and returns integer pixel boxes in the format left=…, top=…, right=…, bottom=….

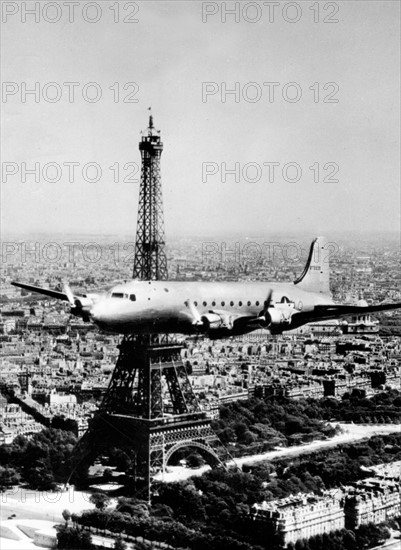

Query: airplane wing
left=11, top=281, right=98, bottom=321
left=235, top=300, right=401, bottom=334
left=11, top=282, right=69, bottom=301
left=293, top=302, right=401, bottom=325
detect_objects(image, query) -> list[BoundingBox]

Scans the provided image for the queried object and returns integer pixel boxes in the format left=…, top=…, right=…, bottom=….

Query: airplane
left=11, top=237, right=401, bottom=340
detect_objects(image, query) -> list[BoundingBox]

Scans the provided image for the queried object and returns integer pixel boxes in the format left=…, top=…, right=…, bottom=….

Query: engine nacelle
left=259, top=307, right=292, bottom=330
left=71, top=296, right=94, bottom=321
left=201, top=312, right=234, bottom=331
left=74, top=296, right=93, bottom=310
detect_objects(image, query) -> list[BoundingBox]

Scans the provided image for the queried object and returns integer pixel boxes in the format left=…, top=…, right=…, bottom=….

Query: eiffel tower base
left=70, top=336, right=232, bottom=501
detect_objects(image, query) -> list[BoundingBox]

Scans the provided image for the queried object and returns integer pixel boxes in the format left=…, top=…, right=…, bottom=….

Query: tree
left=25, top=459, right=58, bottom=491
left=241, top=430, right=258, bottom=445
left=117, top=498, right=150, bottom=519
left=155, top=481, right=207, bottom=522
left=114, top=536, right=128, bottom=550
left=357, top=523, right=390, bottom=546
left=109, top=449, right=132, bottom=471
left=56, top=525, right=93, bottom=549
left=219, top=427, right=236, bottom=444
left=343, top=529, right=356, bottom=550
left=0, top=466, right=20, bottom=490
left=151, top=503, right=174, bottom=518
left=62, top=509, right=72, bottom=526
left=89, top=492, right=110, bottom=510
left=0, top=427, right=77, bottom=489
left=134, top=542, right=153, bottom=550
left=285, top=416, right=304, bottom=435
left=103, top=468, right=114, bottom=482
left=186, top=452, right=205, bottom=468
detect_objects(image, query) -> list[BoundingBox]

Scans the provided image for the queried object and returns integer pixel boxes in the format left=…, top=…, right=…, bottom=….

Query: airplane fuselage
left=90, top=280, right=333, bottom=336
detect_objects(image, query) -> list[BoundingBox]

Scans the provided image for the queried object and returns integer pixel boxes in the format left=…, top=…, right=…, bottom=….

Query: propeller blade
left=262, top=289, right=273, bottom=316
left=184, top=299, right=203, bottom=326
left=63, top=283, right=75, bottom=307
left=249, top=289, right=274, bottom=326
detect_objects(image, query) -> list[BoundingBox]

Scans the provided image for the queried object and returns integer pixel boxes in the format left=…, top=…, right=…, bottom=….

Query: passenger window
left=194, top=301, right=198, bottom=306
left=230, top=301, right=234, bottom=307
left=212, top=301, right=216, bottom=306
left=111, top=293, right=124, bottom=298
left=247, top=301, right=251, bottom=306
left=203, top=301, right=207, bottom=307
left=130, top=294, right=136, bottom=301
left=255, top=300, right=260, bottom=306
left=221, top=301, right=225, bottom=306
left=238, top=301, right=242, bottom=306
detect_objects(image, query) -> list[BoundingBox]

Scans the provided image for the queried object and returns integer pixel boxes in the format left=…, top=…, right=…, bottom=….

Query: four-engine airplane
left=12, top=237, right=401, bottom=339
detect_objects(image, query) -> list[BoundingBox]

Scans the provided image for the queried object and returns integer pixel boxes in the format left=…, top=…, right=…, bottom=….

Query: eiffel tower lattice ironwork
left=132, top=114, right=168, bottom=281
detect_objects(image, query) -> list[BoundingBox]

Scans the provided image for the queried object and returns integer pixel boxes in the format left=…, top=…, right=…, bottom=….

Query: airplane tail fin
left=294, top=237, right=331, bottom=295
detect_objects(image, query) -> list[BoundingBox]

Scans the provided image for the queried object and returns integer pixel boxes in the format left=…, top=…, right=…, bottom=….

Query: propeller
left=255, top=289, right=295, bottom=328
left=63, top=282, right=95, bottom=321
left=248, top=289, right=275, bottom=327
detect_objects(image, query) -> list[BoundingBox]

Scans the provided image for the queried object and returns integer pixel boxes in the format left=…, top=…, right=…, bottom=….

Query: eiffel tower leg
left=68, top=337, right=235, bottom=499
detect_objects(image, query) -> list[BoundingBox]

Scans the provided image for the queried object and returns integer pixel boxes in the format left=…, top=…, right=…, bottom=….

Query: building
left=252, top=490, right=344, bottom=545
left=366, top=460, right=401, bottom=480
left=344, top=478, right=401, bottom=529
left=342, top=313, right=379, bottom=335
left=0, top=399, right=44, bottom=439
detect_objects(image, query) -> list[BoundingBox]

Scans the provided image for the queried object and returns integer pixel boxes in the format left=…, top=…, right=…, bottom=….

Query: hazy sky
left=1, top=0, right=400, bottom=237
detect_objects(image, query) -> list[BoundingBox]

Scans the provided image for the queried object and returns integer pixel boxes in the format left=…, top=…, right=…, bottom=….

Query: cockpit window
left=130, top=294, right=136, bottom=301
left=111, top=293, right=124, bottom=298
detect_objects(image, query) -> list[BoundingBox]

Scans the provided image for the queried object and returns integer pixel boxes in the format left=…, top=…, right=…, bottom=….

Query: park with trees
left=0, top=391, right=400, bottom=549
left=68, top=432, right=401, bottom=550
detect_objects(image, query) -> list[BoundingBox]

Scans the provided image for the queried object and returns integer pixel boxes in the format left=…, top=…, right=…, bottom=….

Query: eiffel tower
left=71, top=115, right=231, bottom=500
